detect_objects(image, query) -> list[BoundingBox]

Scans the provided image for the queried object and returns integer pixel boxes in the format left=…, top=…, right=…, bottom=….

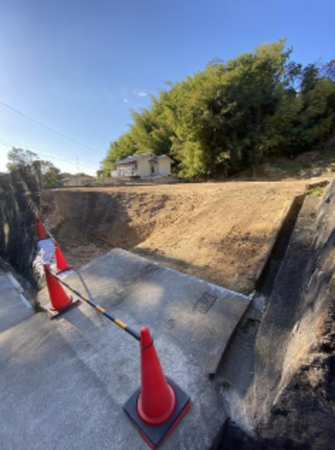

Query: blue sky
left=0, top=0, right=334, bottom=175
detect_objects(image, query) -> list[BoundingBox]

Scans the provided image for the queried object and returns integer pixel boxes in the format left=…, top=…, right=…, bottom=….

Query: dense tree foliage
left=101, top=40, right=335, bottom=178
left=43, top=166, right=62, bottom=187
left=7, top=147, right=66, bottom=187
left=7, top=148, right=39, bottom=171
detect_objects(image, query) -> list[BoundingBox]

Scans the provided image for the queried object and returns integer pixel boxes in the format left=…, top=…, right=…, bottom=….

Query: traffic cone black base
left=124, top=377, right=191, bottom=449
left=40, top=297, right=80, bottom=320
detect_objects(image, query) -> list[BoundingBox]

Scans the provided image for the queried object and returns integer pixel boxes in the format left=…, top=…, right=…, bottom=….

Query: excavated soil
left=42, top=181, right=308, bottom=294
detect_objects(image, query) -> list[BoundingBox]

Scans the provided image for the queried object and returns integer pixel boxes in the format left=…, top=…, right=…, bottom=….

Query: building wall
left=158, top=158, right=171, bottom=174
left=116, top=154, right=171, bottom=177
left=137, top=155, right=153, bottom=176
left=116, top=164, right=137, bottom=177
left=64, top=176, right=95, bottom=186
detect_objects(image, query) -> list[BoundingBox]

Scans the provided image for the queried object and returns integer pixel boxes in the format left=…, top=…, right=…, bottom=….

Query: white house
left=63, top=174, right=96, bottom=187
left=111, top=153, right=173, bottom=178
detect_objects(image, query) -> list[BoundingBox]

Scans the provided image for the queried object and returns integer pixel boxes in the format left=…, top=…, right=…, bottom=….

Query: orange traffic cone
left=137, top=327, right=176, bottom=425
left=44, top=264, right=72, bottom=311
left=124, top=327, right=191, bottom=449
left=36, top=216, right=48, bottom=240
left=54, top=241, right=71, bottom=272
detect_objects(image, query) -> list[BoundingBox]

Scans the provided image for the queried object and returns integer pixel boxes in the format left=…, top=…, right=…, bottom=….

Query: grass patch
left=306, top=187, right=324, bottom=197
left=274, top=160, right=306, bottom=173
left=220, top=379, right=232, bottom=389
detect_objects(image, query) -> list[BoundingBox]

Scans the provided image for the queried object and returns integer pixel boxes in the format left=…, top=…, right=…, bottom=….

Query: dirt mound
left=42, top=181, right=307, bottom=294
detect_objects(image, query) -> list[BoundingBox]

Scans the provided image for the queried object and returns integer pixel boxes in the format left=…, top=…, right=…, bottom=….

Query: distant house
left=111, top=153, right=173, bottom=178
left=63, top=174, right=96, bottom=187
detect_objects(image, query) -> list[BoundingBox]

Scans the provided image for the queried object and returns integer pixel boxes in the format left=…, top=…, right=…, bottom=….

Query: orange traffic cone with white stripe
left=36, top=216, right=48, bottom=240
left=54, top=241, right=71, bottom=272
left=124, top=327, right=191, bottom=449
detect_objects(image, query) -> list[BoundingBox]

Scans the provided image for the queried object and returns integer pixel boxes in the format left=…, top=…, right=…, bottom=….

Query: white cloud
left=123, top=99, right=129, bottom=103
left=132, top=90, right=148, bottom=97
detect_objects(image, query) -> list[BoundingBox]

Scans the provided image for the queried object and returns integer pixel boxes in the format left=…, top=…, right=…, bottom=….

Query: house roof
left=148, top=155, right=174, bottom=163
left=115, top=153, right=173, bottom=166
left=114, top=153, right=154, bottom=166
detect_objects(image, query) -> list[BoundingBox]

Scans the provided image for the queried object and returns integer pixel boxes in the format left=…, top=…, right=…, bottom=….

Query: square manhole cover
left=194, top=292, right=217, bottom=314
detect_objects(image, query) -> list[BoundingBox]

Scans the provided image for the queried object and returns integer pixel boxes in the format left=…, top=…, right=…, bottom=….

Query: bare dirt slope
left=42, top=181, right=308, bottom=294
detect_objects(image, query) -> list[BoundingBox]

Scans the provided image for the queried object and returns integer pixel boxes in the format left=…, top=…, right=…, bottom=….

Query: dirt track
left=42, top=181, right=309, bottom=294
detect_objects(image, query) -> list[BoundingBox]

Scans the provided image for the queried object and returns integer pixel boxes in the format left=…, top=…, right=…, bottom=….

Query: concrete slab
left=33, top=249, right=250, bottom=449
left=0, top=269, right=34, bottom=334
left=0, top=249, right=250, bottom=450
left=0, top=314, right=140, bottom=450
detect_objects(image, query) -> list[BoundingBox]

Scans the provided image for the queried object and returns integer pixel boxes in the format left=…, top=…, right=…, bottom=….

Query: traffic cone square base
left=124, top=377, right=191, bottom=449
left=40, top=297, right=80, bottom=320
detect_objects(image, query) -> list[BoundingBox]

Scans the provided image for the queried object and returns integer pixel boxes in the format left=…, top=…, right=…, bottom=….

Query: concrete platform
left=1, top=249, right=250, bottom=449
left=0, top=269, right=34, bottom=333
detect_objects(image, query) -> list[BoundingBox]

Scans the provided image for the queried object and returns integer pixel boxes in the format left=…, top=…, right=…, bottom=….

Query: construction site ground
left=43, top=180, right=314, bottom=294
left=2, top=176, right=333, bottom=450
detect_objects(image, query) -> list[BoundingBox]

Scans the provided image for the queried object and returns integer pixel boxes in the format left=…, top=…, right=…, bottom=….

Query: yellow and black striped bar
left=46, top=269, right=140, bottom=341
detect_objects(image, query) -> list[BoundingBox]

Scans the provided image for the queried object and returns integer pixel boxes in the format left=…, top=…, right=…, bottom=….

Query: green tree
left=7, top=147, right=65, bottom=187
left=7, top=147, right=38, bottom=171
left=43, top=165, right=62, bottom=188
left=101, top=40, right=335, bottom=178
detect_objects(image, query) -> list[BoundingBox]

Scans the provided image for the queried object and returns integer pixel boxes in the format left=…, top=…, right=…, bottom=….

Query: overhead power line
left=0, top=139, right=99, bottom=170
left=0, top=99, right=102, bottom=154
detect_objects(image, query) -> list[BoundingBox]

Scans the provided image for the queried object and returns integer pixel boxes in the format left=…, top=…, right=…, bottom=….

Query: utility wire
left=0, top=139, right=99, bottom=170
left=0, top=99, right=102, bottom=154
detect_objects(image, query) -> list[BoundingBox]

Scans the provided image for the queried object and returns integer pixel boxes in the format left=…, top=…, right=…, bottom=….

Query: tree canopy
left=101, top=40, right=335, bottom=178
left=7, top=148, right=39, bottom=171
left=7, top=147, right=66, bottom=188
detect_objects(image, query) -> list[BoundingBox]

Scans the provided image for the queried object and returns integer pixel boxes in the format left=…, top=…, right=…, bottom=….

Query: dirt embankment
left=42, top=181, right=307, bottom=294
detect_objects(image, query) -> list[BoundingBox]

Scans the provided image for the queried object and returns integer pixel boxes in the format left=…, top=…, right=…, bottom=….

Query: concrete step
left=1, top=250, right=250, bottom=449
left=0, top=269, right=34, bottom=334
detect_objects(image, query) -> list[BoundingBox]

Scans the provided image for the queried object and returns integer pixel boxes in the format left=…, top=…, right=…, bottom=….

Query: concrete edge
left=7, top=272, right=24, bottom=293
left=78, top=247, right=250, bottom=302
left=254, top=194, right=305, bottom=286
left=5, top=272, right=35, bottom=310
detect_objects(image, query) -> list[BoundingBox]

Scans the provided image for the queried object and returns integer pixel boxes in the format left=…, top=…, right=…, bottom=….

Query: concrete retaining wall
left=252, top=178, right=335, bottom=449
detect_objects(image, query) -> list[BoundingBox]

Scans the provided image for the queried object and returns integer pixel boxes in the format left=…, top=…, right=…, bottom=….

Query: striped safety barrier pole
left=46, top=268, right=140, bottom=341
